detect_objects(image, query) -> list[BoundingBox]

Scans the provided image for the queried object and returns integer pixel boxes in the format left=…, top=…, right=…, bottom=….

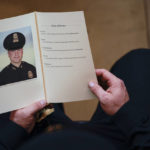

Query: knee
left=117, top=48, right=150, bottom=63
left=127, top=48, right=150, bottom=56
left=110, top=48, right=150, bottom=72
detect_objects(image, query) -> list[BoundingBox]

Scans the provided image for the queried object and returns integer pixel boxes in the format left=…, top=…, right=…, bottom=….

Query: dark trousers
left=87, top=48, right=150, bottom=149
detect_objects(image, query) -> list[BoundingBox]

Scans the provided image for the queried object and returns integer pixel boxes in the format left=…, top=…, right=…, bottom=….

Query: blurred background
left=0, top=0, right=149, bottom=121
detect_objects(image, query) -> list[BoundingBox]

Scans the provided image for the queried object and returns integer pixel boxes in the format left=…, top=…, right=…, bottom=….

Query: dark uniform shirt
left=0, top=61, right=37, bottom=86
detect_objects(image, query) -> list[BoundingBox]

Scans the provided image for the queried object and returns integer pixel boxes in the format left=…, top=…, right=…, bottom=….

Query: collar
left=10, top=62, right=23, bottom=70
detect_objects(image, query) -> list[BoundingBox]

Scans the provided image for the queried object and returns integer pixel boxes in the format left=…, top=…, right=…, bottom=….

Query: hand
left=10, top=100, right=47, bottom=133
left=88, top=69, right=129, bottom=115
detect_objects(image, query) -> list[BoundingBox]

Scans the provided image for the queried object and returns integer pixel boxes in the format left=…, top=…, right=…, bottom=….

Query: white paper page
left=36, top=11, right=97, bottom=103
left=0, top=13, right=45, bottom=113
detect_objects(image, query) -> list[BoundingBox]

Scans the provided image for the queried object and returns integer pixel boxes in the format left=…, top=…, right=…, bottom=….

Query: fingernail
left=40, top=100, right=46, bottom=107
left=89, top=81, right=95, bottom=87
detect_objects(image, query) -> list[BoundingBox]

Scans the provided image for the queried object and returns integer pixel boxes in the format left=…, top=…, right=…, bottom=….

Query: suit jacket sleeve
left=112, top=100, right=150, bottom=150
left=0, top=118, right=29, bottom=150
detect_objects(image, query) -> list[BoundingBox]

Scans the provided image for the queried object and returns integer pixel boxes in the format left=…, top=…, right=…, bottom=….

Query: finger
left=23, top=100, right=47, bottom=115
left=96, top=69, right=118, bottom=86
left=88, top=81, right=107, bottom=101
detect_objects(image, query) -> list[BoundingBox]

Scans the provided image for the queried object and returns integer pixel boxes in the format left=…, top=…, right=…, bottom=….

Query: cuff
left=111, top=100, right=148, bottom=137
left=0, top=119, right=29, bottom=149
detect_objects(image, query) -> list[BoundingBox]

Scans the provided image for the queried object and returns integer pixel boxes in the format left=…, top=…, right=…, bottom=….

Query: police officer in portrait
left=0, top=32, right=37, bottom=86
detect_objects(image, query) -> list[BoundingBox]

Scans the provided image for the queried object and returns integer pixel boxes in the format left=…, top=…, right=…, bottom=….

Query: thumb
left=88, top=81, right=106, bottom=101
left=23, top=100, right=47, bottom=115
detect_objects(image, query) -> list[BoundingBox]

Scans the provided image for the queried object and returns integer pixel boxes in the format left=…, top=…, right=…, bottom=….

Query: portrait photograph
left=0, top=26, right=37, bottom=86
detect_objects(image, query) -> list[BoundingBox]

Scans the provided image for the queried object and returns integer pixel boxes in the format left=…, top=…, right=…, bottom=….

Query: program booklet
left=0, top=11, right=97, bottom=114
